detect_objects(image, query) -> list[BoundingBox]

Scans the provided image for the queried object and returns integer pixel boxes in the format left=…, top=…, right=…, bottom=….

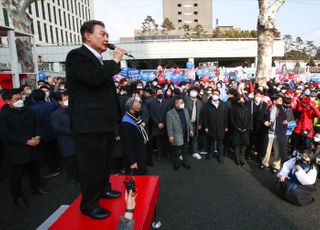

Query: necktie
left=191, top=100, right=197, bottom=123
left=99, top=56, right=104, bottom=65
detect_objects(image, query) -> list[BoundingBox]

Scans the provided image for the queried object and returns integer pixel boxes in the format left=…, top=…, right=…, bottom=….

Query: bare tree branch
left=268, top=0, right=285, bottom=20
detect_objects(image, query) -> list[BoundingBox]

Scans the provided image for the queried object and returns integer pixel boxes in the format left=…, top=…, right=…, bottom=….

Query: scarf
left=122, top=112, right=149, bottom=144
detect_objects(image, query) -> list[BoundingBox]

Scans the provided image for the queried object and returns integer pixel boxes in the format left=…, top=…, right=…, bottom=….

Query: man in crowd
left=65, top=20, right=126, bottom=219
left=166, top=96, right=193, bottom=170
left=0, top=89, right=47, bottom=209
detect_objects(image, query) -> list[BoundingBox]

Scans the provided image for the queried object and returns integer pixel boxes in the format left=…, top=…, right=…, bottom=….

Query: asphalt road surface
left=0, top=154, right=319, bottom=230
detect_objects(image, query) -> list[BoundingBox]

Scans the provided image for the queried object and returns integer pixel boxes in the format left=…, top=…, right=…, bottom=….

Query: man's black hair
left=39, top=85, right=51, bottom=91
left=80, top=20, right=105, bottom=42
left=173, top=95, right=183, bottom=103
left=2, top=88, right=21, bottom=100
left=31, top=89, right=46, bottom=102
left=213, top=89, right=221, bottom=95
left=20, top=84, right=31, bottom=91
left=55, top=92, right=68, bottom=102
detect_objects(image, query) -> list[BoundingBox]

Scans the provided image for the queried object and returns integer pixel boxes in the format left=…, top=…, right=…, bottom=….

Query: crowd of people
left=0, top=72, right=319, bottom=209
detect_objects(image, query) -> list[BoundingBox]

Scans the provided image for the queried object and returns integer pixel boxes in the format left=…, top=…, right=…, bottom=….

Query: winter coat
left=185, top=96, right=203, bottom=136
left=293, top=101, right=320, bottom=138
left=149, top=99, right=171, bottom=136
left=230, top=103, right=251, bottom=146
left=31, top=101, right=58, bottom=141
left=0, top=105, right=41, bottom=165
left=201, top=100, right=228, bottom=139
left=166, top=108, right=193, bottom=146
left=51, top=107, right=76, bottom=158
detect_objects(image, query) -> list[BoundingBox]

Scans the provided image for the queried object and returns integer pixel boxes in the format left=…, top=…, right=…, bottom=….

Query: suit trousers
left=209, top=137, right=224, bottom=158
left=173, top=143, right=189, bottom=165
left=74, top=132, right=114, bottom=212
left=10, top=160, right=41, bottom=199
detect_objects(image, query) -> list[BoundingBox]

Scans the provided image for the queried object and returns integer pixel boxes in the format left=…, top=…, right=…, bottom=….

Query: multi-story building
left=163, top=0, right=213, bottom=30
left=0, top=0, right=94, bottom=45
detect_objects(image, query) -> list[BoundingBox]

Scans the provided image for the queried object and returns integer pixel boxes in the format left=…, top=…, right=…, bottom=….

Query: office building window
left=178, top=4, right=181, bottom=7
left=41, top=0, right=46, bottom=19
left=30, top=19, right=34, bottom=34
left=74, top=34, right=76, bottom=43
left=76, top=18, right=79, bottom=33
left=178, top=11, right=182, bottom=15
left=35, top=0, right=39, bottom=17
left=72, top=16, right=75, bottom=31
left=47, top=3, right=51, bottom=22
left=70, top=33, right=72, bottom=43
left=82, top=5, right=85, bottom=19
left=194, top=3, right=198, bottom=7
left=60, top=29, right=64, bottom=43
left=58, top=0, right=60, bottom=6
left=44, top=23, right=48, bottom=43
left=67, top=0, right=69, bottom=11
left=68, top=14, right=71, bottom=29
left=55, top=27, right=59, bottom=43
left=37, top=21, right=42, bottom=41
left=63, top=11, right=67, bottom=28
left=62, top=0, right=65, bottom=8
left=58, top=9, right=62, bottom=26
left=194, top=19, right=198, bottom=23
left=75, top=1, right=78, bottom=15
left=28, top=6, right=32, bottom=14
left=50, top=25, right=54, bottom=43
left=178, top=19, right=182, bottom=23
left=71, top=0, right=74, bottom=13
left=65, top=31, right=68, bottom=43
left=53, top=6, right=57, bottom=24
left=194, top=11, right=198, bottom=15
left=3, top=8, right=9, bottom=26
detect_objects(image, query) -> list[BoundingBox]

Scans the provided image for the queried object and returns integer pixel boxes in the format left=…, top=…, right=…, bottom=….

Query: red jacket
left=293, top=99, right=320, bottom=138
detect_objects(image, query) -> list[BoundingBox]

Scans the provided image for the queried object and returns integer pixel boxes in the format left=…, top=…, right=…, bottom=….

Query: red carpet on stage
left=49, top=175, right=160, bottom=230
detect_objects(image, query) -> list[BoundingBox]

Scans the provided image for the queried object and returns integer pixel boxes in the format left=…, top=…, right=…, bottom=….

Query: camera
left=124, top=176, right=136, bottom=192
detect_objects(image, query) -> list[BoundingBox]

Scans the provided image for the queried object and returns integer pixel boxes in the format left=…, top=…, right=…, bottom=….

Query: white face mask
left=190, top=91, right=198, bottom=98
left=212, top=95, right=219, bottom=101
left=281, top=90, right=286, bottom=94
left=13, top=100, right=24, bottom=108
left=152, top=82, right=158, bottom=87
left=314, top=137, right=320, bottom=143
left=255, top=97, right=262, bottom=103
left=63, top=100, right=68, bottom=107
left=179, top=103, right=185, bottom=109
left=45, top=92, right=50, bottom=98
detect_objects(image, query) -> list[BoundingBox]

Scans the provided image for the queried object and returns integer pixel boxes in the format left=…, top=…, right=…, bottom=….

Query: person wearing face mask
left=276, top=150, right=318, bottom=206
left=249, top=90, right=268, bottom=160
left=0, top=89, right=46, bottom=209
left=185, top=87, right=203, bottom=160
left=149, top=88, right=171, bottom=161
left=261, top=95, right=287, bottom=173
left=20, top=84, right=33, bottom=107
left=30, top=89, right=60, bottom=178
left=202, top=89, right=228, bottom=162
left=51, top=92, right=78, bottom=188
left=39, top=86, right=57, bottom=105
left=230, top=95, right=251, bottom=166
left=166, top=96, right=193, bottom=170
left=119, top=98, right=148, bottom=175
left=202, top=87, right=213, bottom=103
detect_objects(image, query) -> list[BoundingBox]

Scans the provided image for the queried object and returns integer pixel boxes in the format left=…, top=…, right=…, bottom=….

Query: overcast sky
left=94, top=0, right=320, bottom=45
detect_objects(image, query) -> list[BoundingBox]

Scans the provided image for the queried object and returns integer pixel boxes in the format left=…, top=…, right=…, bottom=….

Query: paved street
left=0, top=154, right=319, bottom=230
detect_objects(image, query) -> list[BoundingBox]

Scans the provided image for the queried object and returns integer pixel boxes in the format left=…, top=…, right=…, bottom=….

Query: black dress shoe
left=182, top=163, right=191, bottom=170
left=173, top=163, right=180, bottom=170
left=206, top=154, right=214, bottom=160
left=14, top=197, right=28, bottom=209
left=103, top=190, right=121, bottom=199
left=82, top=206, right=110, bottom=220
left=32, top=187, right=49, bottom=195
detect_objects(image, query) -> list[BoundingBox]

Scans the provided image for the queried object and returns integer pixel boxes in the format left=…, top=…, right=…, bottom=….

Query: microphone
left=107, top=43, right=135, bottom=59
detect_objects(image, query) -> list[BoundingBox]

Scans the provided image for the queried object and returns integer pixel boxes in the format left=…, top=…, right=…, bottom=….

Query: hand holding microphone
left=107, top=43, right=135, bottom=63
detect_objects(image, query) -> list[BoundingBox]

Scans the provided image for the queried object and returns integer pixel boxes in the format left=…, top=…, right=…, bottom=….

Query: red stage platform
left=49, top=175, right=160, bottom=230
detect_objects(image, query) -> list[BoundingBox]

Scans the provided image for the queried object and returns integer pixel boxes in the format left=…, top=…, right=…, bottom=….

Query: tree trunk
left=1, top=0, right=36, bottom=73
left=256, top=0, right=285, bottom=85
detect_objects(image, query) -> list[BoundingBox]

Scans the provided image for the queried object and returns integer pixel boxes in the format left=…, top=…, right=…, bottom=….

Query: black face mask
left=157, top=94, right=163, bottom=99
left=134, top=110, right=143, bottom=117
left=296, top=158, right=309, bottom=166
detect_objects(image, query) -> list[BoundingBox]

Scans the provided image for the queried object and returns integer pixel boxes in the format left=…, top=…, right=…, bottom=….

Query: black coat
left=202, top=100, right=228, bottom=139
left=51, top=107, right=76, bottom=158
left=118, top=122, right=147, bottom=175
left=149, top=99, right=171, bottom=136
left=65, top=45, right=121, bottom=134
left=0, top=105, right=41, bottom=165
left=230, top=103, right=252, bottom=146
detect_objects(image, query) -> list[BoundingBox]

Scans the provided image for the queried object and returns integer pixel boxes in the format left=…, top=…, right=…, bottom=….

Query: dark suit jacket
left=65, top=45, right=121, bottom=134
left=149, top=99, right=171, bottom=136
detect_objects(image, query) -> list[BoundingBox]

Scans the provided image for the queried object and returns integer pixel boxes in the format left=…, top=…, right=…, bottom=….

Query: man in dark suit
left=65, top=20, right=126, bottom=220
